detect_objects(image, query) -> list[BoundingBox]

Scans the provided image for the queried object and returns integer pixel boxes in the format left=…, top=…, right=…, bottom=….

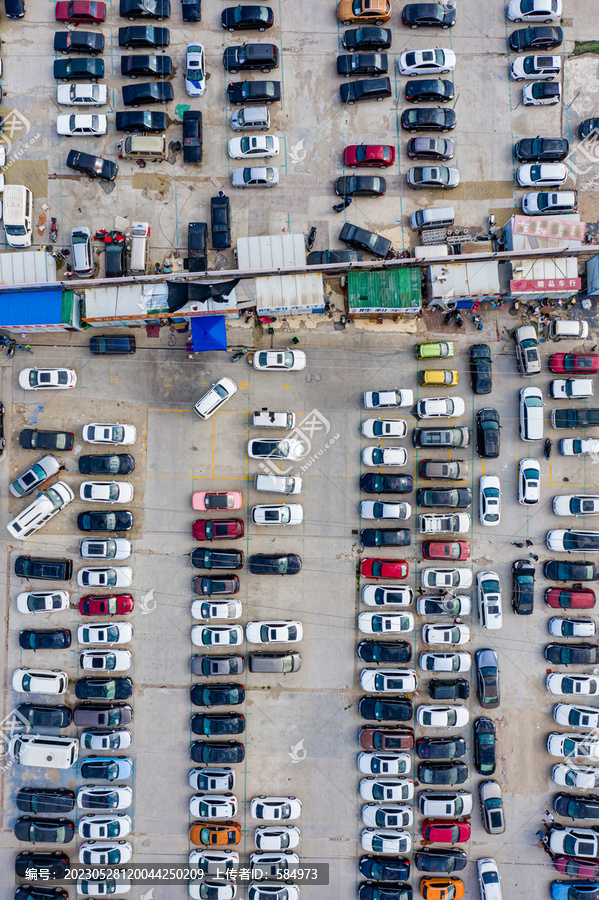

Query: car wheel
left=513, top=16, right=522, bottom=21
left=377, top=96, right=383, bottom=101
left=229, top=68, right=238, bottom=74
left=411, top=23, right=418, bottom=28
left=342, top=18, right=351, bottom=24
left=229, top=26, right=235, bottom=31
left=128, top=15, right=135, bottom=19
left=409, top=129, right=417, bottom=134
left=259, top=26, right=265, bottom=31
left=133, top=103, right=139, bottom=108
left=348, top=99, right=355, bottom=104
left=442, top=24, right=449, bottom=28
left=344, top=73, right=350, bottom=77
left=261, top=67, right=270, bottom=73
left=156, top=15, right=163, bottom=19
left=374, top=18, right=382, bottom=23
left=130, top=74, right=137, bottom=78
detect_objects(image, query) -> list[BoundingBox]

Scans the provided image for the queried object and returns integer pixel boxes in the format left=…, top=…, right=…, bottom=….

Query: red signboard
left=510, top=277, right=581, bottom=292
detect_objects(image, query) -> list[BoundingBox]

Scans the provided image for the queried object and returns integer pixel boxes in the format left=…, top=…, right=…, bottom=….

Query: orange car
left=189, top=821, right=241, bottom=846
left=420, top=878, right=465, bottom=900
left=336, top=0, right=392, bottom=25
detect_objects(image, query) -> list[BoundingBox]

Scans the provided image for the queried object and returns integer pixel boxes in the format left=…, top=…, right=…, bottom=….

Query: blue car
left=551, top=882, right=599, bottom=900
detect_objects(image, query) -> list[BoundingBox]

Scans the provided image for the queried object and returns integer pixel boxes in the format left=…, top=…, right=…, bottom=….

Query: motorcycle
left=305, top=227, right=317, bottom=251
left=544, top=439, right=552, bottom=460
left=231, top=348, right=248, bottom=362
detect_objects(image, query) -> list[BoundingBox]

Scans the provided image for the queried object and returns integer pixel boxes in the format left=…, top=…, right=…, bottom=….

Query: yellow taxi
left=419, top=369, right=459, bottom=386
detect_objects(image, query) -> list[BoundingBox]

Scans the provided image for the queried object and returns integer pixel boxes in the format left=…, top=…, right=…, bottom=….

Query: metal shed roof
left=347, top=268, right=422, bottom=315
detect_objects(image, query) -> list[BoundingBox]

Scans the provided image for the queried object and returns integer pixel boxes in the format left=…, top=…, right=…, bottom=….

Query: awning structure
left=190, top=315, right=228, bottom=352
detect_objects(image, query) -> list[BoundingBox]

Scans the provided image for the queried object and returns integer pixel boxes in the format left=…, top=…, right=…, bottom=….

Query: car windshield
left=45, top=487, right=66, bottom=509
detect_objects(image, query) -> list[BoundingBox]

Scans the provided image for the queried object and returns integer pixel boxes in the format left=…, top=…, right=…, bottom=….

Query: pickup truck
left=419, top=513, right=471, bottom=535
left=550, top=378, right=594, bottom=400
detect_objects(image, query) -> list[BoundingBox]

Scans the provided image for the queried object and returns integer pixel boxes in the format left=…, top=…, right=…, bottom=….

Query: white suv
left=194, top=377, right=237, bottom=420
left=417, top=791, right=472, bottom=818
left=515, top=325, right=541, bottom=375
left=520, top=386, right=544, bottom=441
left=478, top=858, right=502, bottom=900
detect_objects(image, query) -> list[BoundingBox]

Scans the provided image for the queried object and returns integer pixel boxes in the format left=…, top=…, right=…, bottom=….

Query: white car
left=189, top=882, right=236, bottom=900
left=360, top=501, right=411, bottom=520
left=398, top=48, right=456, bottom=75
left=419, top=513, right=471, bottom=535
left=362, top=585, right=413, bottom=607
left=358, top=612, right=414, bottom=634
left=552, top=763, right=599, bottom=789
left=194, top=377, right=237, bottom=420
left=516, top=163, right=567, bottom=187
left=190, top=794, right=239, bottom=819
left=12, top=668, right=68, bottom=694
left=185, top=42, right=206, bottom=95
left=547, top=529, right=599, bottom=552
left=231, top=166, right=279, bottom=189
left=359, top=778, right=414, bottom=802
left=510, top=54, right=561, bottom=80
left=416, top=705, right=470, bottom=728
left=80, top=482, right=134, bottom=504
left=79, top=539, right=132, bottom=560
left=418, top=791, right=472, bottom=818
left=522, top=191, right=578, bottom=216
left=77, top=786, right=133, bottom=811
left=78, top=815, right=132, bottom=840
left=57, top=114, right=107, bottom=135
left=249, top=852, right=299, bottom=876
left=250, top=797, right=302, bottom=821
left=79, top=649, right=132, bottom=672
left=78, top=623, right=133, bottom=645
left=83, top=424, right=136, bottom=445
left=551, top=379, right=594, bottom=400
left=522, top=81, right=561, bottom=105
left=191, top=600, right=243, bottom=621
left=10, top=455, right=61, bottom=498
left=518, top=458, right=541, bottom=505
left=79, top=842, right=133, bottom=865
left=191, top=625, right=244, bottom=647
left=479, top=474, right=501, bottom=526
left=248, top=884, right=299, bottom=900
left=80, top=730, right=133, bottom=751
left=362, top=447, right=408, bottom=467
left=549, top=618, right=596, bottom=638
left=515, top=324, right=541, bottom=375
left=188, top=849, right=239, bottom=872
left=228, top=135, right=280, bottom=159
left=246, top=621, right=303, bottom=643
left=416, top=397, right=466, bottom=418
left=361, top=804, right=413, bottom=828
left=77, top=567, right=133, bottom=588
left=553, top=495, right=599, bottom=517
left=57, top=83, right=108, bottom=106
left=189, top=769, right=236, bottom=792
left=19, top=368, right=77, bottom=390
left=362, top=419, right=408, bottom=439
left=16, top=591, right=70, bottom=615
left=358, top=752, right=411, bottom=776
left=417, top=595, right=471, bottom=616
left=361, top=829, right=411, bottom=854
left=507, top=0, right=562, bottom=20
left=421, top=624, right=471, bottom=645
left=247, top=438, right=305, bottom=460
left=254, top=826, right=301, bottom=851
left=546, top=732, right=599, bottom=759
left=420, top=567, right=472, bottom=590
left=363, top=390, right=414, bottom=409
left=477, top=571, right=503, bottom=630
left=419, top=651, right=471, bottom=672
left=251, top=350, right=306, bottom=371
left=477, top=858, right=502, bottom=900
left=251, top=504, right=303, bottom=526
left=548, top=827, right=599, bottom=859
left=359, top=668, right=418, bottom=693
left=560, top=438, right=599, bottom=456
left=547, top=673, right=599, bottom=695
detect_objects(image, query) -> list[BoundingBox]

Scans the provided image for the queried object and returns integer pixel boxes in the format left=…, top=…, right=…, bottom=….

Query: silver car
left=479, top=780, right=505, bottom=835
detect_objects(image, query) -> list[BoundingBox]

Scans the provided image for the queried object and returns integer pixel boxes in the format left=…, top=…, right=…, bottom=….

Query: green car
left=416, top=341, right=455, bottom=360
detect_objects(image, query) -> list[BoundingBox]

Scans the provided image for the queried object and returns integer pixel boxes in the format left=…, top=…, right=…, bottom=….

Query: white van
left=549, top=319, right=589, bottom=340
left=129, top=221, right=150, bottom=275
left=6, top=481, right=74, bottom=540
left=252, top=409, right=295, bottom=429
left=8, top=733, right=79, bottom=769
left=410, top=206, right=455, bottom=231
left=231, top=107, right=270, bottom=132
left=254, top=474, right=302, bottom=495
left=3, top=184, right=33, bottom=248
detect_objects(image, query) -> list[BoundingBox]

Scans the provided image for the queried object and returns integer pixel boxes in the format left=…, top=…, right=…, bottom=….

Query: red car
left=55, top=0, right=106, bottom=22
left=549, top=354, right=599, bottom=374
left=422, top=541, right=470, bottom=561
left=360, top=558, right=408, bottom=579
left=79, top=594, right=134, bottom=616
left=422, top=820, right=471, bottom=844
left=554, top=856, right=599, bottom=877
left=359, top=726, right=414, bottom=751
left=545, top=587, right=596, bottom=609
left=192, top=519, right=245, bottom=541
left=343, top=144, right=395, bottom=168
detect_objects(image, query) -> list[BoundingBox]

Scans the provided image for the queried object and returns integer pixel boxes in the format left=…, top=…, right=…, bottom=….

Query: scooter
left=544, top=439, right=552, bottom=460
left=305, top=227, right=317, bottom=251
left=50, top=218, right=58, bottom=243
left=231, top=348, right=248, bottom=362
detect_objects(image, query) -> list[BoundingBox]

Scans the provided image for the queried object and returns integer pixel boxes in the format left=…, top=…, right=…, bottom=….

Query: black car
left=470, top=343, right=492, bottom=394
left=121, top=0, right=170, bottom=18
left=54, top=30, right=105, bottom=53
left=401, top=108, right=456, bottom=132
left=339, top=222, right=393, bottom=259
left=104, top=235, right=127, bottom=278
left=16, top=888, right=68, bottom=900
left=182, top=0, right=201, bottom=20
left=15, top=557, right=72, bottom=581
left=14, top=817, right=75, bottom=844
left=191, top=712, right=245, bottom=735
left=545, top=643, right=599, bottom=665
left=190, top=654, right=245, bottom=676
left=476, top=407, right=500, bottom=459
left=402, top=3, right=456, bottom=27
left=211, top=195, right=231, bottom=248
left=183, top=110, right=203, bottom=163
left=90, top=336, right=136, bottom=355
left=512, top=559, right=535, bottom=615
left=405, top=78, right=454, bottom=102
left=417, top=761, right=469, bottom=785
left=16, top=704, right=72, bottom=729
left=53, top=58, right=104, bottom=82
left=226, top=80, right=281, bottom=104
left=361, top=529, right=411, bottom=547
left=416, top=737, right=466, bottom=760
left=75, top=678, right=134, bottom=700
left=357, top=641, right=412, bottom=663
left=115, top=110, right=167, bottom=133
left=73, top=703, right=133, bottom=727
left=514, top=136, right=569, bottom=162
left=406, top=136, right=455, bottom=160
left=358, top=885, right=412, bottom=900
left=248, top=553, right=302, bottom=574
left=416, top=488, right=471, bottom=509
left=80, top=758, right=130, bottom=780
left=359, top=857, right=410, bottom=882
left=473, top=716, right=496, bottom=775
left=118, top=25, right=170, bottom=48
left=414, top=849, right=467, bottom=873
left=121, top=54, right=172, bottom=77
left=223, top=43, right=278, bottom=72
left=553, top=793, right=599, bottom=820
left=66, top=149, right=118, bottom=181
left=190, top=740, right=245, bottom=764
left=307, top=250, right=363, bottom=264
left=17, top=789, right=75, bottom=815
left=337, top=52, right=388, bottom=76
left=191, top=683, right=245, bottom=707
left=552, top=408, right=599, bottom=429
left=5, top=0, right=25, bottom=17
left=342, top=26, right=392, bottom=51
left=15, top=853, right=70, bottom=880
left=508, top=25, right=563, bottom=51
left=122, top=81, right=173, bottom=106
left=19, top=429, right=74, bottom=451
left=222, top=5, right=273, bottom=30
left=580, top=118, right=599, bottom=140
left=360, top=474, right=414, bottom=494
left=188, top=222, right=208, bottom=272
left=78, top=511, right=134, bottom=532
left=79, top=455, right=135, bottom=475
left=428, top=678, right=469, bottom=701
left=191, top=548, right=244, bottom=570
left=340, top=77, right=393, bottom=104
left=476, top=648, right=500, bottom=710
left=335, top=175, right=386, bottom=197
left=544, top=560, right=598, bottom=581
left=358, top=696, right=413, bottom=722
left=19, top=629, right=71, bottom=650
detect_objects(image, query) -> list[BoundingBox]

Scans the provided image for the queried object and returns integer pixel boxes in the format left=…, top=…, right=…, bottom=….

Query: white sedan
left=228, top=135, right=280, bottom=159
left=507, top=0, right=562, bottom=21
left=362, top=804, right=413, bottom=828
left=251, top=350, right=306, bottom=371
left=191, top=600, right=243, bottom=621
left=12, top=668, right=68, bottom=695
left=479, top=474, right=501, bottom=526
left=547, top=673, right=599, bottom=695
left=79, top=649, right=132, bottom=672
left=247, top=438, right=305, bottom=460
left=552, top=763, right=599, bottom=790
left=549, top=618, right=596, bottom=638
left=360, top=501, right=411, bottom=520
left=547, top=732, right=599, bottom=759
left=250, top=797, right=302, bottom=821
left=80, top=730, right=133, bottom=751
left=185, top=42, right=206, bottom=96
left=359, top=668, right=418, bottom=693
left=251, top=504, right=303, bottom=526
left=362, top=419, right=408, bottom=439
left=362, top=585, right=413, bottom=607
left=477, top=571, right=503, bottom=630
left=57, top=114, right=107, bottom=135
left=420, top=567, right=473, bottom=589
left=248, top=884, right=299, bottom=900
left=78, top=623, right=133, bottom=645
left=190, top=794, right=238, bottom=819
left=19, top=368, right=77, bottom=390
left=363, top=390, right=414, bottom=409
left=553, top=495, right=599, bottom=517
left=398, top=48, right=456, bottom=75
left=79, top=842, right=133, bottom=866
left=254, top=827, right=300, bottom=851
left=518, top=458, right=541, bottom=505
left=83, top=423, right=136, bottom=445
left=358, top=612, right=414, bottom=634
left=419, top=651, right=471, bottom=672
left=57, top=83, right=108, bottom=106
left=421, top=624, right=471, bottom=645
left=191, top=625, right=244, bottom=647
left=79, top=539, right=133, bottom=560
left=190, top=883, right=236, bottom=900
left=362, top=447, right=408, bottom=467
left=189, top=771, right=236, bottom=793
left=79, top=482, right=134, bottom=503
left=359, top=778, right=414, bottom=802
left=416, top=705, right=470, bottom=728
left=516, top=163, right=567, bottom=187
left=358, top=752, right=411, bottom=775
left=77, top=786, right=133, bottom=811
left=231, top=166, right=279, bottom=189
left=361, top=829, right=412, bottom=854
left=560, top=438, right=599, bottom=456
left=416, top=397, right=466, bottom=418
left=16, top=591, right=70, bottom=615
left=77, top=567, right=133, bottom=588
left=246, top=621, right=303, bottom=643
left=78, top=815, right=132, bottom=840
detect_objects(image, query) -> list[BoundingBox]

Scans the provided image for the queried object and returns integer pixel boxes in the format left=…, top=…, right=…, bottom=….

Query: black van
left=15, top=556, right=73, bottom=581
left=90, top=335, right=136, bottom=355
left=340, top=76, right=392, bottom=104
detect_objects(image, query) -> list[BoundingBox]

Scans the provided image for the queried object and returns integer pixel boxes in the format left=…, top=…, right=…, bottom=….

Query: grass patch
left=573, top=41, right=599, bottom=56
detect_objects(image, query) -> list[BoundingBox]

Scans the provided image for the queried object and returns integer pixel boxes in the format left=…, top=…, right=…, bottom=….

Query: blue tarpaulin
left=190, top=315, right=228, bottom=352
